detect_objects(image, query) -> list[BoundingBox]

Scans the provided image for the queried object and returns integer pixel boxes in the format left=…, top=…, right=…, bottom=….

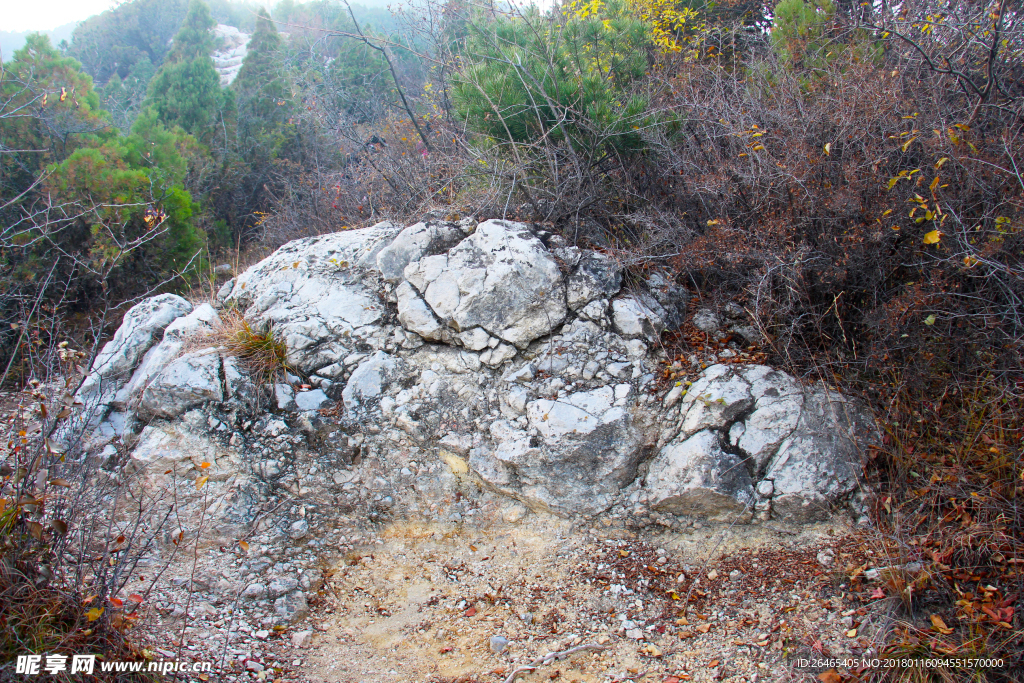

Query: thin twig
left=502, top=643, right=607, bottom=683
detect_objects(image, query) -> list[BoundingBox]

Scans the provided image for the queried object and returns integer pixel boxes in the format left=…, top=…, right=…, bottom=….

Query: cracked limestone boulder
left=470, top=385, right=644, bottom=516
left=341, top=351, right=407, bottom=415
left=115, top=303, right=221, bottom=410
left=225, top=222, right=400, bottom=375
left=611, top=296, right=666, bottom=341
left=645, top=364, right=877, bottom=522
left=76, top=294, right=194, bottom=420
left=140, top=348, right=225, bottom=420
left=400, top=220, right=566, bottom=349
left=376, top=220, right=472, bottom=283
left=764, top=388, right=876, bottom=522
left=566, top=252, right=622, bottom=311
left=645, top=430, right=755, bottom=522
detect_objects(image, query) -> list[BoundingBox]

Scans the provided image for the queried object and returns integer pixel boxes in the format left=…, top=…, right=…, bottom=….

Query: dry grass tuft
left=213, top=309, right=292, bottom=386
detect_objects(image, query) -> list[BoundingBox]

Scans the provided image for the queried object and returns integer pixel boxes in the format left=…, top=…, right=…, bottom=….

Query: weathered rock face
left=76, top=294, right=194, bottom=427
left=140, top=349, right=224, bottom=420
left=79, top=217, right=875, bottom=533
left=117, top=303, right=221, bottom=411
left=222, top=223, right=399, bottom=375
left=401, top=220, right=568, bottom=349
left=645, top=364, right=876, bottom=522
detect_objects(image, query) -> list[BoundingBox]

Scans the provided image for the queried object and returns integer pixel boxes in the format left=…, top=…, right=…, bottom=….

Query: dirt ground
left=286, top=515, right=875, bottom=683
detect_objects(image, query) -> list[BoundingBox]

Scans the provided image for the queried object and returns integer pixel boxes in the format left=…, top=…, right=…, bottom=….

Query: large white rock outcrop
left=78, top=217, right=875, bottom=528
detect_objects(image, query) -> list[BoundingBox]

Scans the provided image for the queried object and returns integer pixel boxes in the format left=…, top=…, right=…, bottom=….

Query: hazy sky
left=5, top=0, right=118, bottom=32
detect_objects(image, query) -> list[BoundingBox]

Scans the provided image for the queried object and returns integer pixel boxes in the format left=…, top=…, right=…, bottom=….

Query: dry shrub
left=859, top=373, right=1023, bottom=682
left=1, top=358, right=161, bottom=680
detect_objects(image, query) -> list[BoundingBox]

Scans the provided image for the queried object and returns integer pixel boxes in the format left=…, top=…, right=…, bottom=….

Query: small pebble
left=489, top=635, right=509, bottom=654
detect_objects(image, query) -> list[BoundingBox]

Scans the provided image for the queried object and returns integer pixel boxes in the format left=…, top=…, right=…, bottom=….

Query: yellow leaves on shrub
left=567, top=0, right=705, bottom=55
left=86, top=607, right=104, bottom=622
left=923, top=230, right=941, bottom=244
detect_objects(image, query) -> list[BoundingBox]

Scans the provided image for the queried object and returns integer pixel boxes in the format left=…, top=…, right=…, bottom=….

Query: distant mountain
left=0, top=22, right=78, bottom=61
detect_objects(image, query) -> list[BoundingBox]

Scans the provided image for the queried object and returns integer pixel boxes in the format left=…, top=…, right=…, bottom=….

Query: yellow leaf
left=86, top=607, right=104, bottom=622
left=751, top=144, right=765, bottom=152
left=935, top=157, right=949, bottom=169
left=238, top=539, right=250, bottom=552
left=196, top=476, right=209, bottom=490
left=930, top=614, right=953, bottom=634
left=929, top=177, right=940, bottom=193
left=901, top=137, right=917, bottom=152
left=823, top=142, right=831, bottom=155
left=845, top=628, right=858, bottom=637
left=923, top=230, right=941, bottom=245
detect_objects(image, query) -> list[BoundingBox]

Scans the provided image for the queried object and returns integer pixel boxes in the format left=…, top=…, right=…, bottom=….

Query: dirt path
left=292, top=516, right=872, bottom=683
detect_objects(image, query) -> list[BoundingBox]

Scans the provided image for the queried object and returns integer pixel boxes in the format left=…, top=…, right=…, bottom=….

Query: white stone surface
left=140, top=349, right=224, bottom=419
left=402, top=220, right=566, bottom=348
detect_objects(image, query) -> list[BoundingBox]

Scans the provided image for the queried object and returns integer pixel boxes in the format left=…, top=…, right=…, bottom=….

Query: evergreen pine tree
left=144, top=0, right=223, bottom=136
left=232, top=8, right=290, bottom=149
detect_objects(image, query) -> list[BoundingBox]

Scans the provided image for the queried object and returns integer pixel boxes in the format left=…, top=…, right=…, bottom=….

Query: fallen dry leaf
left=930, top=614, right=953, bottom=634
left=818, top=669, right=842, bottom=683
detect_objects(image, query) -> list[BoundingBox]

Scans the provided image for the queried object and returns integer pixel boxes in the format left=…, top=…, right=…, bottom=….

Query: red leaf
left=464, top=607, right=477, bottom=617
